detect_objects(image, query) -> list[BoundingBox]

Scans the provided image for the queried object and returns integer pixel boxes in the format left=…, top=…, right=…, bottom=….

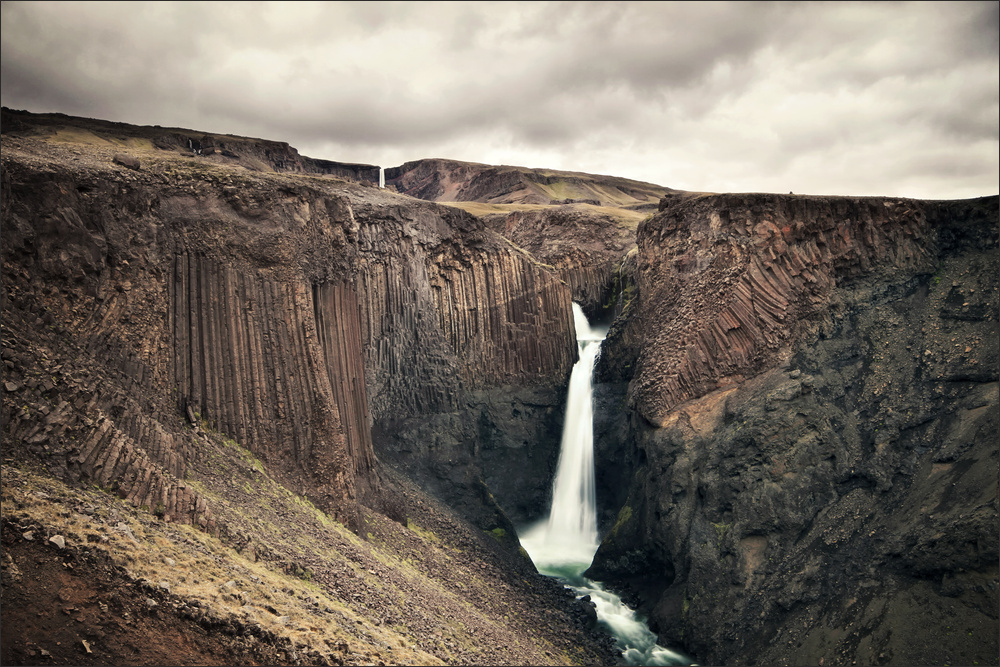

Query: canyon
left=1, top=107, right=997, bottom=667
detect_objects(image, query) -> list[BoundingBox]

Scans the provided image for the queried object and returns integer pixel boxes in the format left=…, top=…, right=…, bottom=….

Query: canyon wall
left=588, top=192, right=999, bottom=666
left=1, top=125, right=577, bottom=545
left=480, top=205, right=639, bottom=319
left=343, top=192, right=578, bottom=532
left=1, top=136, right=378, bottom=530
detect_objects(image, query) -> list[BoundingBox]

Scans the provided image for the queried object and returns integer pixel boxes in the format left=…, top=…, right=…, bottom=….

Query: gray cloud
left=2, top=0, right=996, bottom=199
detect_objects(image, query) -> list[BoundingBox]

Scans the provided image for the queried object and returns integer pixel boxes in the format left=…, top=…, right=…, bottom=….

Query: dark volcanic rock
left=112, top=153, right=141, bottom=170
left=482, top=205, right=640, bottom=318
left=589, top=192, right=999, bottom=666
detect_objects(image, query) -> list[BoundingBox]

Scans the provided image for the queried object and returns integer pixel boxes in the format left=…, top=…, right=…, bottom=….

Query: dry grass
left=45, top=127, right=156, bottom=152
left=1, top=462, right=443, bottom=665
left=443, top=200, right=647, bottom=229
left=441, top=201, right=552, bottom=216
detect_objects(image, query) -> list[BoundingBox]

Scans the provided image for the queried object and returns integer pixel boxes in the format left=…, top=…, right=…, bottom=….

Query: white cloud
left=2, top=0, right=996, bottom=199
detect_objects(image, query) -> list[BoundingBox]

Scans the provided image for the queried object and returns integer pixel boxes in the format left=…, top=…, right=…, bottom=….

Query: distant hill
left=385, top=158, right=677, bottom=207
left=0, top=107, right=380, bottom=183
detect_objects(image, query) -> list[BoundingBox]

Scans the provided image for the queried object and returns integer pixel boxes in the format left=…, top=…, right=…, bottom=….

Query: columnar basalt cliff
left=589, top=192, right=999, bottom=666
left=168, top=254, right=375, bottom=515
left=342, top=190, right=579, bottom=531
left=0, top=117, right=585, bottom=535
left=385, top=157, right=659, bottom=317
left=621, top=194, right=944, bottom=424
left=1, top=135, right=380, bottom=530
left=2, top=114, right=621, bottom=666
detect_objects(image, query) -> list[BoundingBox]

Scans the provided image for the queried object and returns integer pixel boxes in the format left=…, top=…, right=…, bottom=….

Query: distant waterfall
left=519, top=303, right=693, bottom=667
left=379, top=167, right=385, bottom=188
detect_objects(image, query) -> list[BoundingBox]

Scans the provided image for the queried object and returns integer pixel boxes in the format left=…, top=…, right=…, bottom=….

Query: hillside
left=384, top=158, right=675, bottom=208
left=0, top=107, right=380, bottom=183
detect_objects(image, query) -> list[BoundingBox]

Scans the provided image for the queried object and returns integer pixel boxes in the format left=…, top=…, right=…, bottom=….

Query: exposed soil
left=2, top=530, right=298, bottom=667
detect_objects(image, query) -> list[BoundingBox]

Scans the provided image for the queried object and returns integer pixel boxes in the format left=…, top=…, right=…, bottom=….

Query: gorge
left=1, top=107, right=997, bottom=667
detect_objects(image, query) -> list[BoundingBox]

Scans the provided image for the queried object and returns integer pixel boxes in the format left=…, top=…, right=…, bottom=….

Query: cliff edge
left=589, top=191, right=999, bottom=666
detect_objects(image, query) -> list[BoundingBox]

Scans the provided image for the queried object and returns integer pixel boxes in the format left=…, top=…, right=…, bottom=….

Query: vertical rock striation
left=1, top=136, right=384, bottom=532
left=620, top=193, right=939, bottom=425
left=2, top=123, right=582, bottom=543
left=345, top=194, right=578, bottom=530
left=167, top=253, right=371, bottom=520
left=481, top=205, right=641, bottom=318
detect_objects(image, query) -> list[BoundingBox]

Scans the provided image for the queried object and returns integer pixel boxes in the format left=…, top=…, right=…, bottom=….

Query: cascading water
left=519, top=303, right=694, bottom=667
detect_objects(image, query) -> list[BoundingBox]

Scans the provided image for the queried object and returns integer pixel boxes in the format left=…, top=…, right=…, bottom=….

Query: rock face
left=0, top=111, right=579, bottom=544
left=588, top=192, right=999, bottom=666
left=1, top=134, right=374, bottom=531
left=386, top=157, right=664, bottom=318
left=377, top=156, right=675, bottom=525
left=481, top=205, right=641, bottom=319
left=346, top=188, right=579, bottom=533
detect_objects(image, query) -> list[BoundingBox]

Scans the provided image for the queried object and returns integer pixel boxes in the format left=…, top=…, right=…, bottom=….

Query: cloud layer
left=3, top=1, right=997, bottom=199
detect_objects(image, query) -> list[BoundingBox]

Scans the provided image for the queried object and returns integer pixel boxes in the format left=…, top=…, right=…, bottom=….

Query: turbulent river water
left=518, top=304, right=694, bottom=666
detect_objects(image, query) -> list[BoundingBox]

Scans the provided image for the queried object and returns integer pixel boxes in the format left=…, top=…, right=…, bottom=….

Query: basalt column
left=353, top=202, right=579, bottom=528
left=313, top=280, right=377, bottom=478
left=169, top=252, right=373, bottom=524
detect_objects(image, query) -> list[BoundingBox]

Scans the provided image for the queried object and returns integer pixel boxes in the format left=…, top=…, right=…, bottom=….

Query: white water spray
left=519, top=303, right=693, bottom=667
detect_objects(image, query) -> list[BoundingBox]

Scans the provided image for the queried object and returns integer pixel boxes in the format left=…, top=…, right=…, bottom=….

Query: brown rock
left=112, top=153, right=140, bottom=171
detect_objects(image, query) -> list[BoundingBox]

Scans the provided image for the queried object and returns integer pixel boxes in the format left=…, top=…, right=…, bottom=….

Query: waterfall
left=379, top=167, right=385, bottom=188
left=544, top=304, right=602, bottom=549
left=519, top=303, right=694, bottom=667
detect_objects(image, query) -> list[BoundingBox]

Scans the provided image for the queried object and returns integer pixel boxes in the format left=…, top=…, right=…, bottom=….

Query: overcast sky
left=2, top=1, right=997, bottom=199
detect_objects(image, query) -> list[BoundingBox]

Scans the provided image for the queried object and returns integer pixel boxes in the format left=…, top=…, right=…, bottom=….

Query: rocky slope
left=0, top=109, right=617, bottom=666
left=587, top=191, right=999, bottom=666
